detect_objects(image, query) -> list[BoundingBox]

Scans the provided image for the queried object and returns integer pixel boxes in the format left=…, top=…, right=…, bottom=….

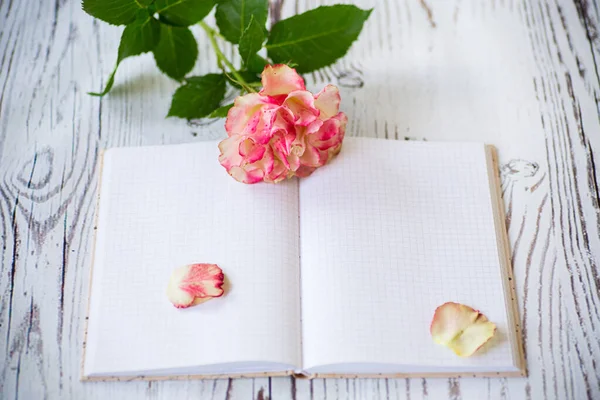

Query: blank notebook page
left=299, top=138, right=516, bottom=372
left=84, top=142, right=301, bottom=377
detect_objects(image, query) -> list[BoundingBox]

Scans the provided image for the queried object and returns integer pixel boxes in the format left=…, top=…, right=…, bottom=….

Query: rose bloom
left=218, top=64, right=347, bottom=184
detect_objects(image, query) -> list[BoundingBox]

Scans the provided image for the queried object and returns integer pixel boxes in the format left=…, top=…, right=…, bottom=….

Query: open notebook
left=82, top=137, right=525, bottom=380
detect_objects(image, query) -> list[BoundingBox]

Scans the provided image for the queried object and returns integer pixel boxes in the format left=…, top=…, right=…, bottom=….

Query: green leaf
left=82, top=0, right=143, bottom=25
left=168, top=74, right=226, bottom=118
left=118, top=13, right=161, bottom=61
left=89, top=12, right=161, bottom=96
left=156, top=0, right=215, bottom=26
left=247, top=54, right=267, bottom=74
left=266, top=5, right=372, bottom=73
left=208, top=103, right=234, bottom=118
left=153, top=24, right=198, bottom=80
left=238, top=16, right=265, bottom=66
left=215, top=0, right=268, bottom=44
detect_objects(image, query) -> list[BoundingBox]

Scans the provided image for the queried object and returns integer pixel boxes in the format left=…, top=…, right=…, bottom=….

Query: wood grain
left=1, top=0, right=599, bottom=398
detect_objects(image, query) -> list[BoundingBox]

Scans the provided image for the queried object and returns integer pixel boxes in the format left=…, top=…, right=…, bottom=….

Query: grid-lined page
left=84, top=141, right=301, bottom=377
left=299, top=138, right=515, bottom=372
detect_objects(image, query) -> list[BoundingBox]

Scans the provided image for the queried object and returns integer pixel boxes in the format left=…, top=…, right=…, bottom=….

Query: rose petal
left=304, top=118, right=324, bottom=135
left=229, top=146, right=274, bottom=184
left=252, top=144, right=275, bottom=174
left=295, top=165, right=316, bottom=178
left=263, top=158, right=290, bottom=183
left=270, top=111, right=296, bottom=142
left=260, top=64, right=306, bottom=97
left=271, top=135, right=293, bottom=169
left=314, top=116, right=343, bottom=144
left=449, top=314, right=497, bottom=357
left=283, top=90, right=320, bottom=126
left=431, top=303, right=478, bottom=345
left=314, top=84, right=341, bottom=120
left=286, top=136, right=305, bottom=172
left=167, top=263, right=225, bottom=309
left=239, top=138, right=266, bottom=164
left=218, top=135, right=244, bottom=170
left=229, top=165, right=265, bottom=184
left=302, top=146, right=328, bottom=168
left=225, top=93, right=278, bottom=138
left=430, top=302, right=496, bottom=357
left=219, top=133, right=279, bottom=184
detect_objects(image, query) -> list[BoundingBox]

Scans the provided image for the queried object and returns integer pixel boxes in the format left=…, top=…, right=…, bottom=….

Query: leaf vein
left=157, top=0, right=186, bottom=14
left=266, top=27, right=350, bottom=49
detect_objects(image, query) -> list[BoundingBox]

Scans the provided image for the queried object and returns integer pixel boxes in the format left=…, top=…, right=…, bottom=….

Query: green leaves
left=155, top=0, right=216, bottom=26
left=90, top=11, right=161, bottom=96
left=86, top=0, right=203, bottom=93
left=215, top=0, right=268, bottom=44
left=247, top=54, right=267, bottom=74
left=267, top=5, right=372, bottom=73
left=238, top=16, right=265, bottom=66
left=209, top=103, right=234, bottom=118
left=82, top=0, right=142, bottom=25
left=168, top=74, right=226, bottom=118
left=118, top=13, right=161, bottom=60
left=153, top=24, right=198, bottom=81
left=82, top=0, right=372, bottom=121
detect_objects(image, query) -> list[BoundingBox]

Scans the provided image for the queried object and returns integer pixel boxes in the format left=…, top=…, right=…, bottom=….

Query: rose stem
left=199, top=21, right=256, bottom=93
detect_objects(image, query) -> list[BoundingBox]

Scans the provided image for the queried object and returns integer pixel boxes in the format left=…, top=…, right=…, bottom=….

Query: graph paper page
left=299, top=138, right=515, bottom=372
left=84, top=141, right=301, bottom=376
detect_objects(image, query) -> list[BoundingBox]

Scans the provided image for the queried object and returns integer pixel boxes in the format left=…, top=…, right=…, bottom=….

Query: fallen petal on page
left=430, top=302, right=496, bottom=357
left=167, top=263, right=225, bottom=308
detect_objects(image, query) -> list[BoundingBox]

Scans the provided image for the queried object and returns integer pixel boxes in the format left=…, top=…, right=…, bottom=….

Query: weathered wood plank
left=1, top=0, right=598, bottom=399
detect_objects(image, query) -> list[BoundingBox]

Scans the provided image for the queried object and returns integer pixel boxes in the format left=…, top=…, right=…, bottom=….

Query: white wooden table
left=1, top=0, right=599, bottom=398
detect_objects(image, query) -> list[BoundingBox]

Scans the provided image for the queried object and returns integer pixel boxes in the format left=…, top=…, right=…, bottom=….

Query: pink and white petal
left=316, top=133, right=343, bottom=154
left=218, top=135, right=245, bottom=171
left=259, top=144, right=276, bottom=172
left=328, top=141, right=344, bottom=157
left=324, top=112, right=347, bottom=150
left=310, top=112, right=346, bottom=150
left=229, top=165, right=265, bottom=184
left=290, top=128, right=307, bottom=153
left=286, top=152, right=301, bottom=172
left=277, top=105, right=297, bottom=126
left=314, top=117, right=342, bottom=143
left=332, top=111, right=348, bottom=129
left=430, top=302, right=479, bottom=346
left=304, top=118, right=324, bottom=135
left=314, top=84, right=341, bottom=119
left=263, top=158, right=290, bottom=183
left=238, top=138, right=266, bottom=164
left=282, top=90, right=320, bottom=126
left=251, top=107, right=280, bottom=144
left=295, top=165, right=317, bottom=178
left=260, top=64, right=306, bottom=97
left=178, top=263, right=224, bottom=298
left=166, top=267, right=195, bottom=308
left=271, top=135, right=293, bottom=169
left=299, top=143, right=327, bottom=168
left=286, top=133, right=307, bottom=171
left=430, top=302, right=496, bottom=357
left=448, top=315, right=496, bottom=357
left=334, top=113, right=347, bottom=142
left=225, top=93, right=277, bottom=137
left=166, top=264, right=225, bottom=308
left=270, top=111, right=296, bottom=143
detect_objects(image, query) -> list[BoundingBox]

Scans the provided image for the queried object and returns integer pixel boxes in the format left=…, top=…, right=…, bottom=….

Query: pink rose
left=218, top=64, right=347, bottom=184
